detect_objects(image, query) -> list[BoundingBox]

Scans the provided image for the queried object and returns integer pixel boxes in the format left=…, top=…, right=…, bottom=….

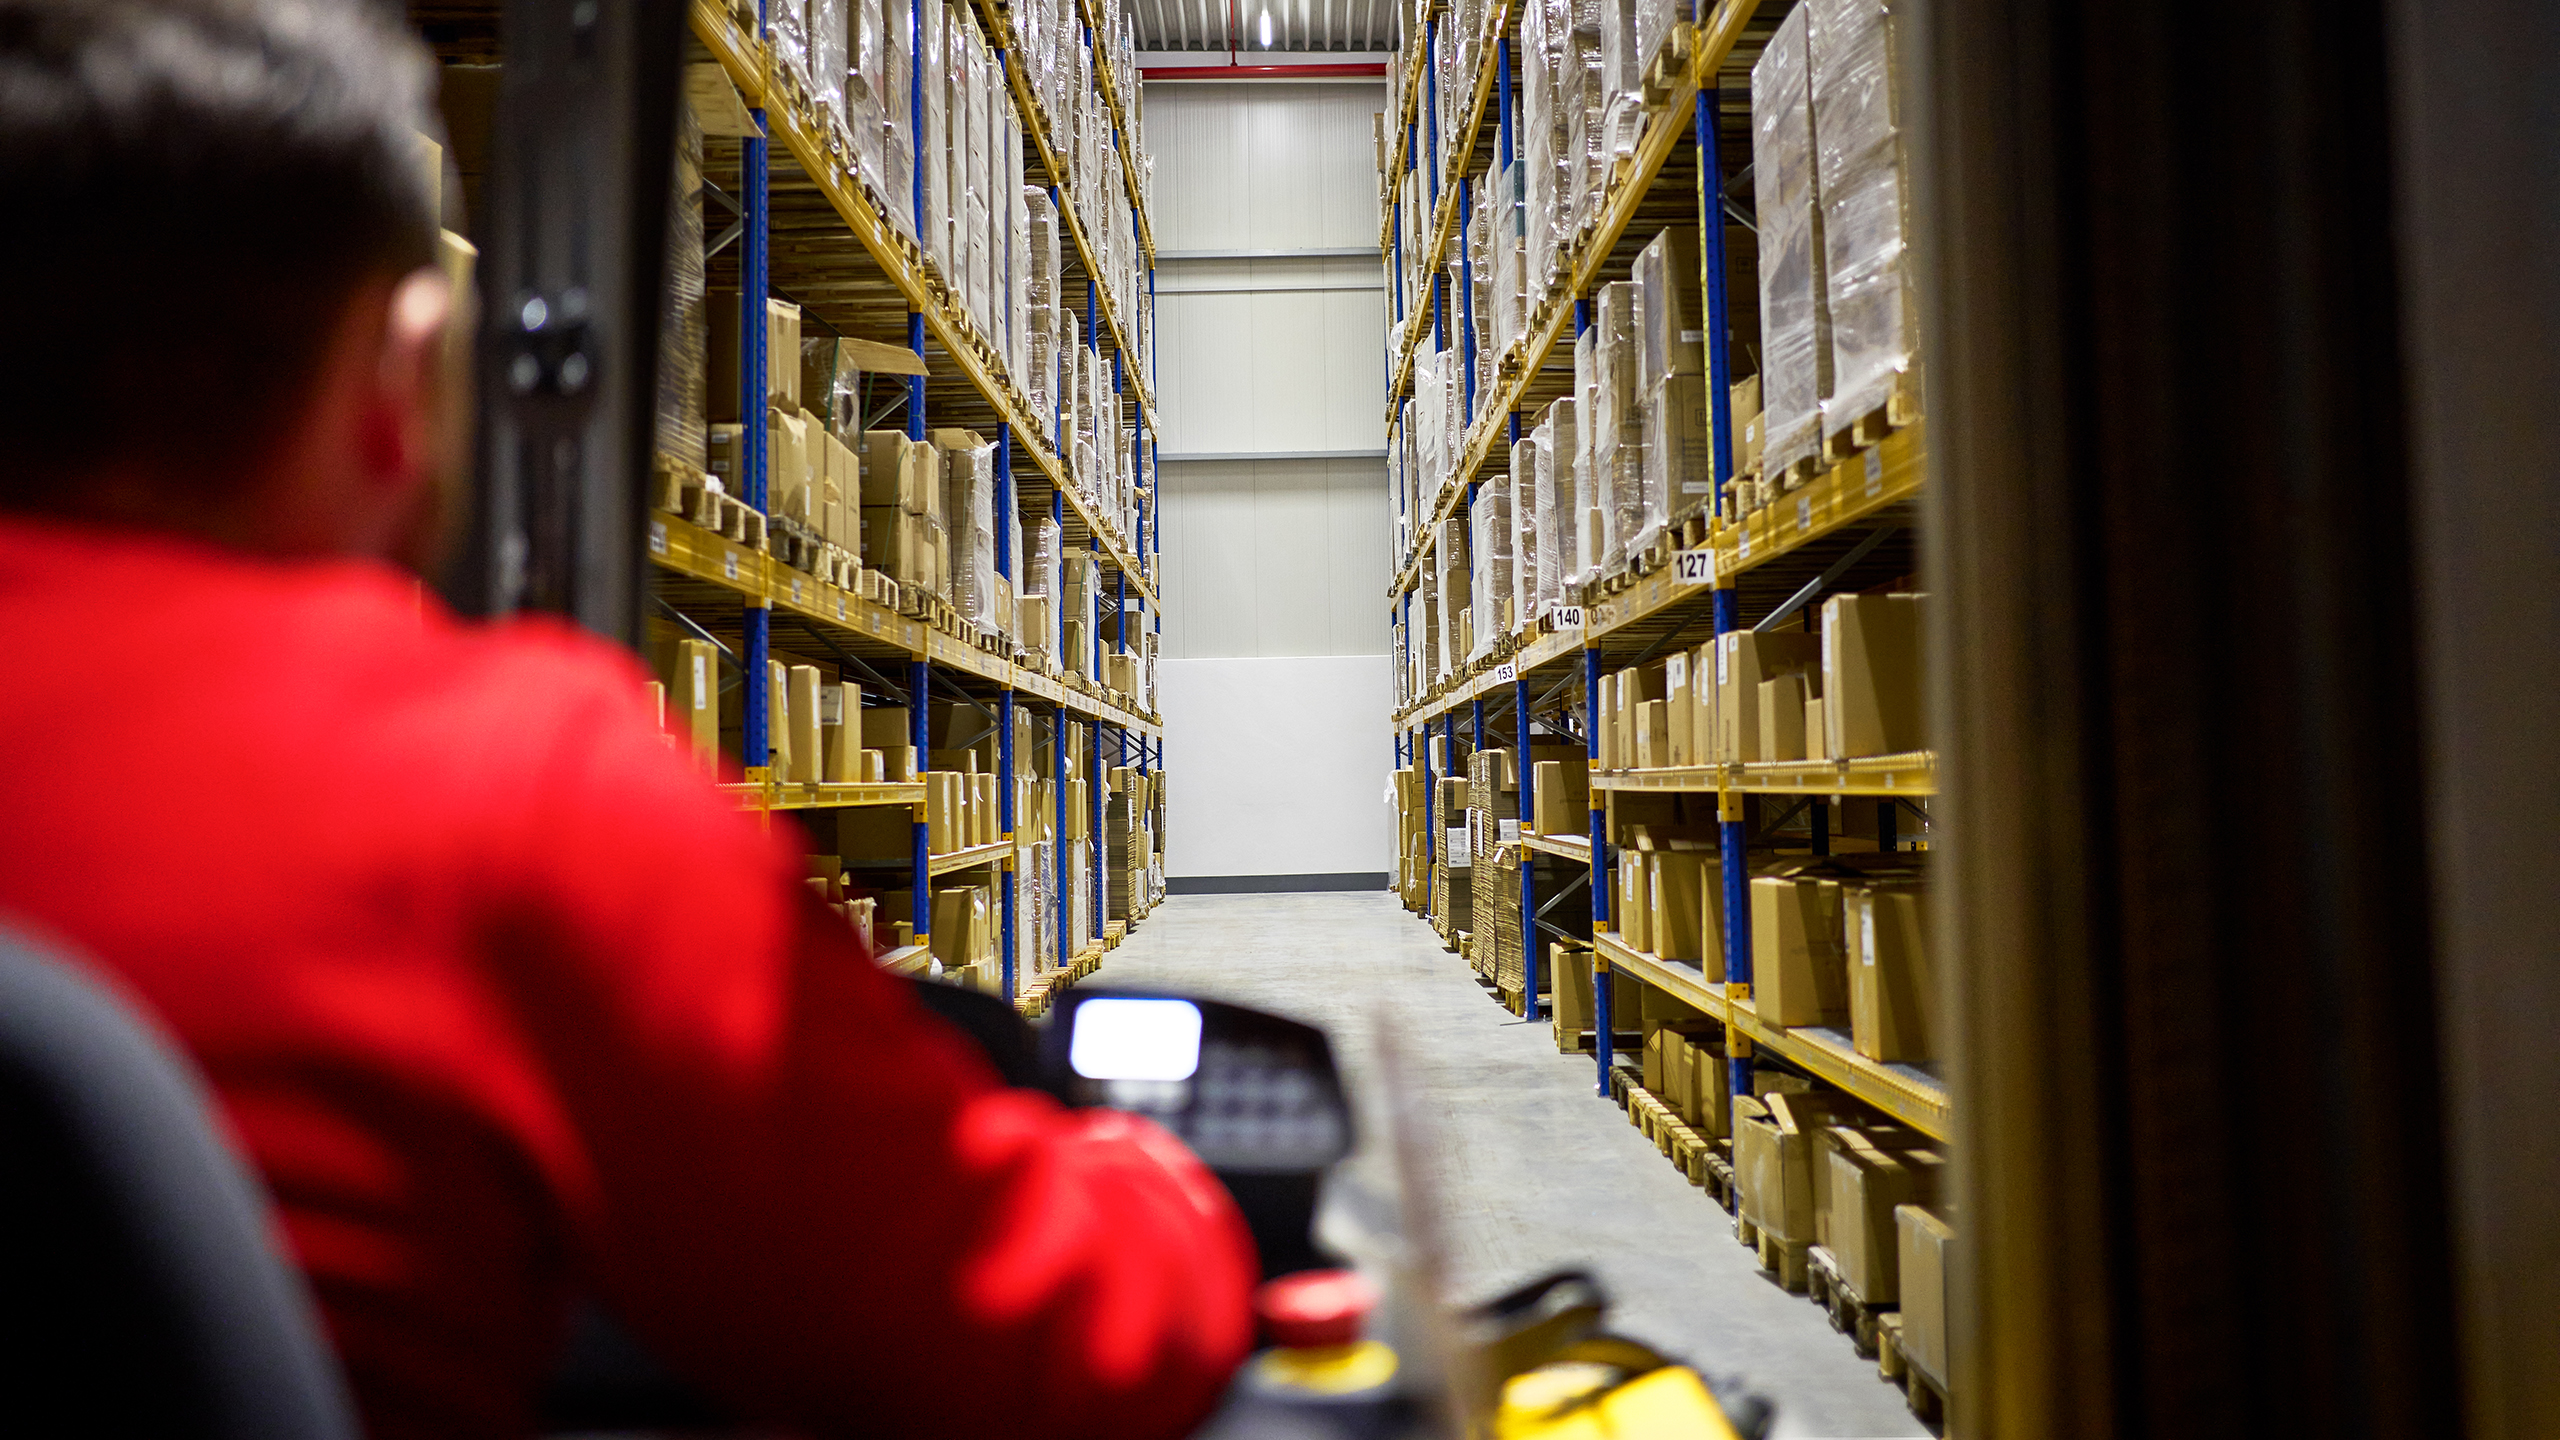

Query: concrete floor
left=1098, top=890, right=1929, bottom=1440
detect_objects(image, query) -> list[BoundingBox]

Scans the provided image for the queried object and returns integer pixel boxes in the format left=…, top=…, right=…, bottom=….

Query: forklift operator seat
left=0, top=924, right=359, bottom=1440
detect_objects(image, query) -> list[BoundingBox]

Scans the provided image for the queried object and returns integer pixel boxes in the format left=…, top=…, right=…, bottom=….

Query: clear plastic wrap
left=1509, top=438, right=1539, bottom=624
left=1531, top=417, right=1563, bottom=607
left=1025, top=188, right=1057, bottom=433
left=880, top=0, right=915, bottom=240
left=1573, top=327, right=1598, bottom=579
left=919, top=0, right=950, bottom=281
left=772, top=0, right=811, bottom=88
left=1635, top=0, right=1679, bottom=88
left=1632, top=226, right=1705, bottom=391
left=1598, top=0, right=1642, bottom=163
left=655, top=103, right=708, bottom=472
left=1589, top=281, right=1653, bottom=560
left=1751, top=3, right=1831, bottom=476
left=810, top=0, right=849, bottom=128
left=1470, top=470, right=1512, bottom=657
left=846, top=0, right=887, bottom=184
left=1809, top=0, right=1916, bottom=442
left=1436, top=515, right=1471, bottom=676
left=1642, top=374, right=1713, bottom=510
left=965, top=40, right=992, bottom=331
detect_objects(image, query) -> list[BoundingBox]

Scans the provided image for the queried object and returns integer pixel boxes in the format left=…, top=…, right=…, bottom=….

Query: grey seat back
left=0, top=925, right=359, bottom=1439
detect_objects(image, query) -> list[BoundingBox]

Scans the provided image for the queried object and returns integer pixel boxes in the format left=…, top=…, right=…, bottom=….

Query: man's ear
left=374, top=266, right=473, bottom=571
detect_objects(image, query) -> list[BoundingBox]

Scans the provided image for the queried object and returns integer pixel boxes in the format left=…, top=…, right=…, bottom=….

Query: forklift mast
left=436, top=0, right=688, bottom=649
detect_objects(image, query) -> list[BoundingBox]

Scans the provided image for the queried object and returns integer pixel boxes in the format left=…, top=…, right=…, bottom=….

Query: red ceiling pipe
left=1141, top=62, right=1389, bottom=78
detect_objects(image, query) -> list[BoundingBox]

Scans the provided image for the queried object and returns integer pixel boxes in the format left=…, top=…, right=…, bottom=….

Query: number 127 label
left=1673, top=549, right=1714, bottom=586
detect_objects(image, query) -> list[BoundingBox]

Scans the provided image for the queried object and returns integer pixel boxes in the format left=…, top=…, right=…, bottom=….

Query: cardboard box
left=1666, top=648, right=1696, bottom=764
left=1849, top=883, right=1938, bottom=1062
left=821, top=432, right=857, bottom=550
left=1596, top=672, right=1619, bottom=770
left=769, top=408, right=814, bottom=523
left=1805, top=697, right=1829, bottom=760
left=674, top=637, right=719, bottom=769
left=1828, top=1141, right=1946, bottom=1303
left=818, top=682, right=861, bottom=782
left=1550, top=943, right=1643, bottom=1050
left=1896, top=1204, right=1955, bottom=1386
left=1530, top=758, right=1592, bottom=835
left=764, top=661, right=791, bottom=778
left=1617, top=851, right=1653, bottom=953
left=1650, top=850, right=1715, bottom=964
left=1734, top=1089, right=1869, bottom=1242
left=860, top=705, right=912, bottom=753
left=1821, top=593, right=1927, bottom=758
left=1751, top=875, right=1850, bottom=1026
left=836, top=806, right=913, bottom=866
left=1678, top=1032, right=1732, bottom=1136
left=766, top=298, right=801, bottom=407
left=1757, top=673, right=1810, bottom=763
left=1714, top=631, right=1822, bottom=763
left=1634, top=699, right=1670, bottom=769
left=786, top=665, right=823, bottom=783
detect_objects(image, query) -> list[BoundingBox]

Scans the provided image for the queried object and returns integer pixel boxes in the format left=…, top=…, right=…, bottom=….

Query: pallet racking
left=1378, top=0, right=1947, bottom=1410
left=633, top=0, right=1172, bottom=1011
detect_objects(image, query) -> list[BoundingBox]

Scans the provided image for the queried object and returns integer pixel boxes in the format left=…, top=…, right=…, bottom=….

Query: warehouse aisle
left=1098, top=892, right=1929, bottom=1439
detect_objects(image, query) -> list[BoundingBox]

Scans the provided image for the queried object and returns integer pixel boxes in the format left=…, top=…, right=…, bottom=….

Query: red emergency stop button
left=1255, top=1269, right=1377, bottom=1349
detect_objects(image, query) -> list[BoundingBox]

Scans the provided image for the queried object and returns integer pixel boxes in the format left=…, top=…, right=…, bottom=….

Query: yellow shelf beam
left=1069, top=0, right=1160, bottom=266
left=648, top=512, right=1160, bottom=733
left=1595, top=932, right=1950, bottom=1139
left=1590, top=753, right=1937, bottom=798
left=930, top=839, right=1014, bottom=876
left=728, top=778, right=928, bottom=811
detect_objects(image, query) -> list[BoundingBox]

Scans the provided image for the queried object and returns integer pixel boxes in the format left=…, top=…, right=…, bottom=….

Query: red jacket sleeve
left=473, top=646, right=1255, bottom=1439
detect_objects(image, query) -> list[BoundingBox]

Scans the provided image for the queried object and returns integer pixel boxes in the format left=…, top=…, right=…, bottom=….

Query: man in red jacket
left=0, top=3, right=1255, bottom=1438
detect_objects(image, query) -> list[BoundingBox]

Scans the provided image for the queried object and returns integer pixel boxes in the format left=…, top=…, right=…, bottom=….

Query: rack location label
left=1673, top=549, right=1713, bottom=586
left=648, top=521, right=668, bottom=555
left=1554, top=605, right=1585, bottom=629
left=1494, top=661, right=1518, bottom=683
left=1865, top=447, right=1885, bottom=498
left=722, top=549, right=739, bottom=581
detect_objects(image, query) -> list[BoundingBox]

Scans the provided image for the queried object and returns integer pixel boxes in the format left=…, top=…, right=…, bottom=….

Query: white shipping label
left=1449, top=827, right=1468, bottom=854
left=1861, top=902, right=1878, bottom=967
left=1865, top=448, right=1885, bottom=497
left=819, top=688, right=844, bottom=725
left=1673, top=549, right=1712, bottom=586
left=1717, top=638, right=1730, bottom=685
left=1500, top=818, right=1521, bottom=846
left=1667, top=653, right=1688, bottom=688
left=691, top=655, right=709, bottom=709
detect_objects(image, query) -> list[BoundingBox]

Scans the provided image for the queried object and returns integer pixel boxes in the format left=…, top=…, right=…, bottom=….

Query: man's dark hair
left=0, top=0, right=442, bottom=498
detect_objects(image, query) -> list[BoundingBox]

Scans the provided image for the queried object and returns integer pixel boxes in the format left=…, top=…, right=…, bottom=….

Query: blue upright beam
left=911, top=657, right=932, bottom=947
left=1423, top=19, right=1440, bottom=207
left=1698, top=86, right=1735, bottom=516
left=906, top=311, right=926, bottom=441
left=1713, top=587, right=1752, bottom=1100
left=1497, top=38, right=1515, bottom=172
left=1587, top=642, right=1612, bottom=1092
left=998, top=688, right=1016, bottom=1000
left=742, top=108, right=771, bottom=772
left=1090, top=719, right=1105, bottom=940
left=1517, top=671, right=1537, bottom=1020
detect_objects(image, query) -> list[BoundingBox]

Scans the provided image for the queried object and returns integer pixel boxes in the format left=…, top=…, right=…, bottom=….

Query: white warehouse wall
left=1145, top=75, right=1395, bottom=885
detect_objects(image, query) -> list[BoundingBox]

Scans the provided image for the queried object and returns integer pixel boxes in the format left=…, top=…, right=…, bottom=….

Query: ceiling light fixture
left=1259, top=8, right=1273, bottom=46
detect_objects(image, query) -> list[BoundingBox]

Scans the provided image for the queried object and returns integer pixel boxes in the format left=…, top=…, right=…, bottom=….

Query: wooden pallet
left=1806, top=1245, right=1893, bottom=1359
left=1874, top=1313, right=1947, bottom=1424
left=1698, top=1148, right=1737, bottom=1211
left=1640, top=23, right=1695, bottom=106
left=1821, top=375, right=1921, bottom=462
left=1103, top=921, right=1127, bottom=949
left=1733, top=1216, right=1811, bottom=1292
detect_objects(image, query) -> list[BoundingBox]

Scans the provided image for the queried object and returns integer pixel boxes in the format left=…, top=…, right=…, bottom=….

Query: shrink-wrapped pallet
left=1026, top=187, right=1058, bottom=433
left=1511, top=437, right=1541, bottom=623
left=918, top=0, right=950, bottom=280
left=1520, top=0, right=1571, bottom=305
left=1592, top=281, right=1654, bottom=560
left=1809, top=0, right=1917, bottom=446
left=1632, top=227, right=1706, bottom=392
left=1752, top=4, right=1831, bottom=477
left=1436, top=515, right=1471, bottom=677
left=1597, top=0, right=1643, bottom=166
left=771, top=0, right=810, bottom=89
left=1472, top=469, right=1513, bottom=658
left=880, top=0, right=915, bottom=240
left=1532, top=409, right=1572, bottom=604
left=1635, top=0, right=1681, bottom=88
left=1489, top=160, right=1526, bottom=359
left=810, top=0, right=848, bottom=130
left=965, top=40, right=993, bottom=332
left=844, top=0, right=886, bottom=185
left=1643, top=374, right=1714, bottom=511
left=655, top=104, right=708, bottom=473
left=1568, top=0, right=1607, bottom=233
